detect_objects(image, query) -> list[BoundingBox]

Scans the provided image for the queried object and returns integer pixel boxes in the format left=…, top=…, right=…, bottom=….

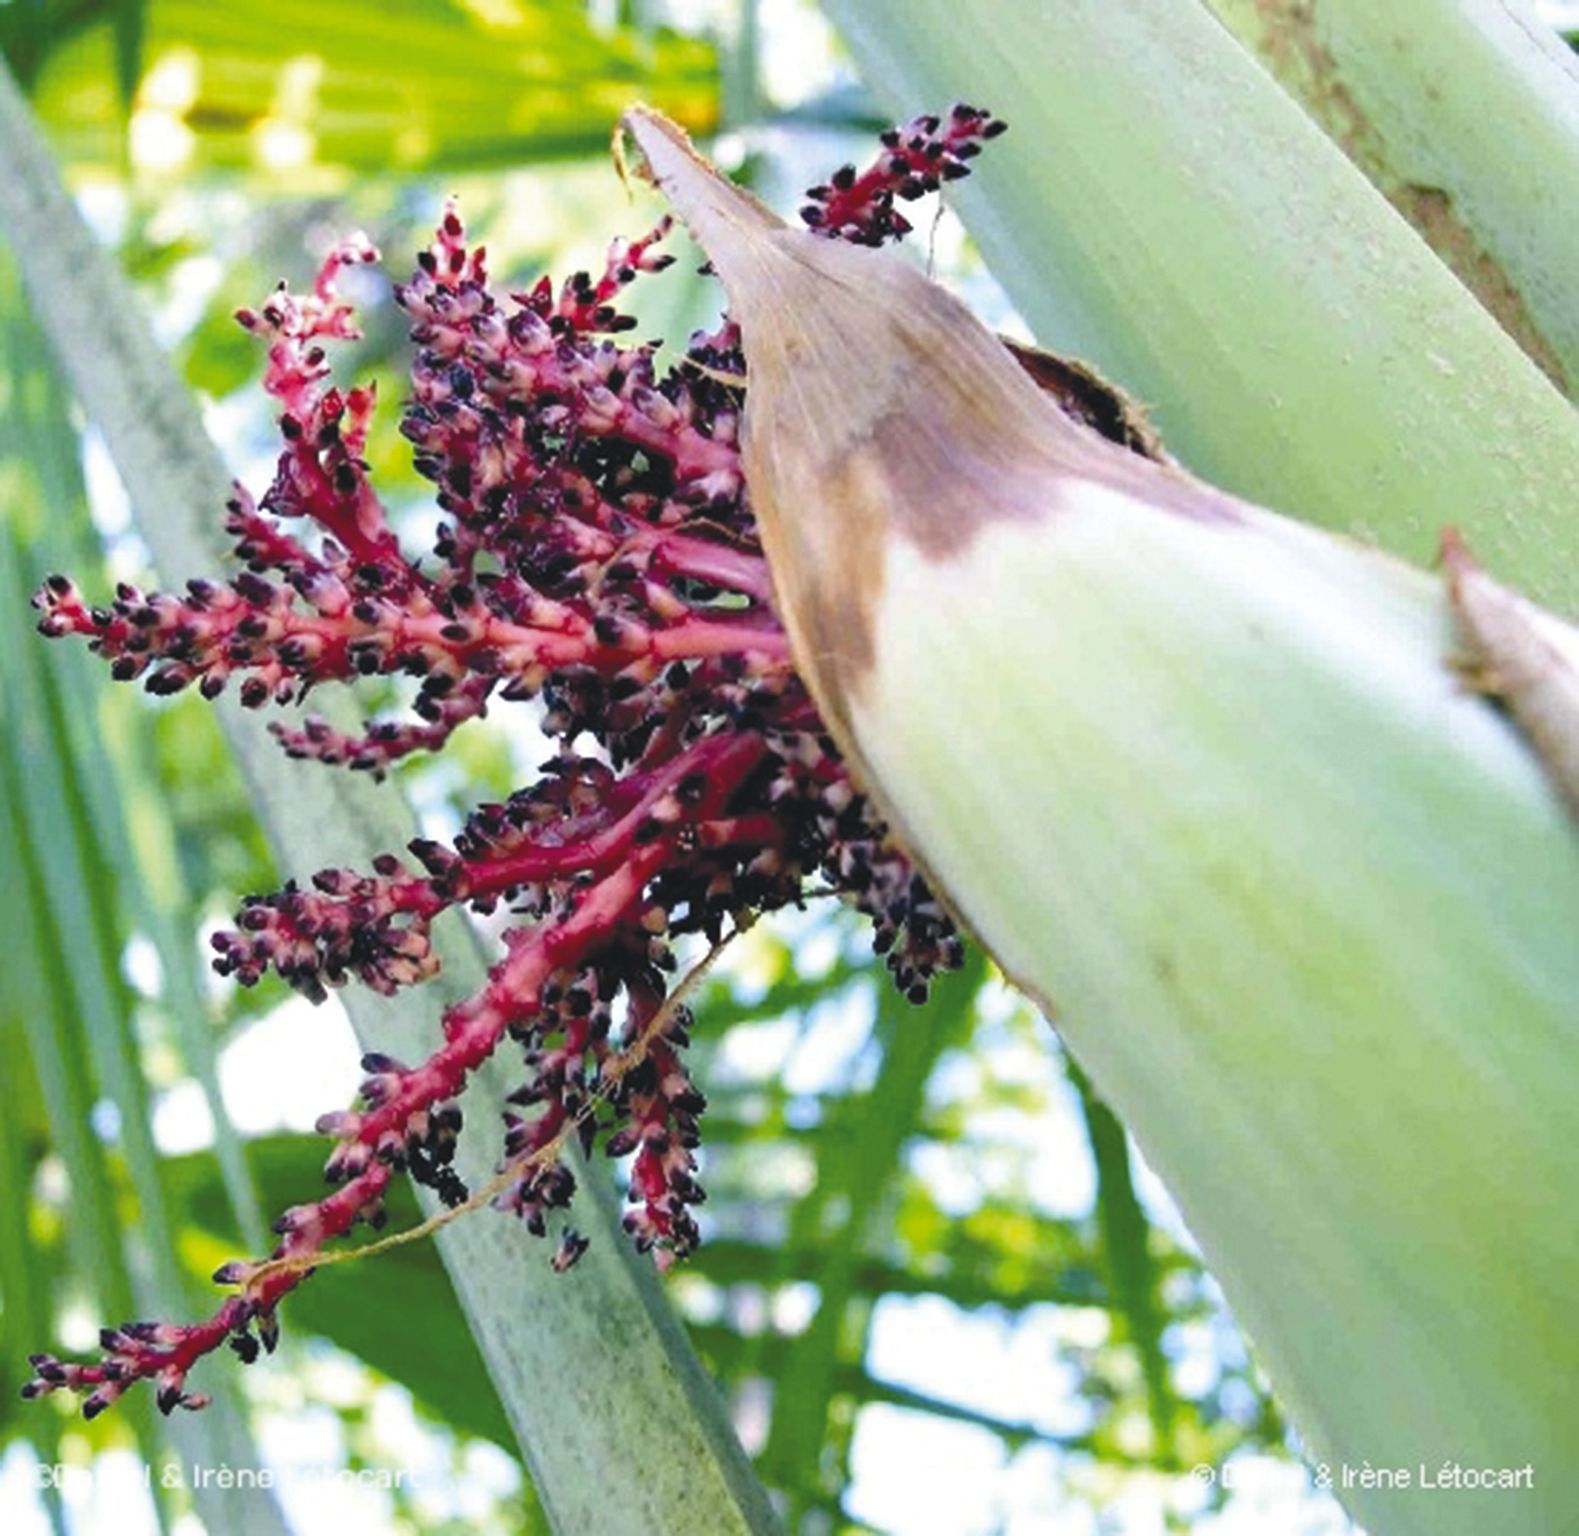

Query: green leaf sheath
left=1201, top=0, right=1579, bottom=396
left=822, top=0, right=1579, bottom=612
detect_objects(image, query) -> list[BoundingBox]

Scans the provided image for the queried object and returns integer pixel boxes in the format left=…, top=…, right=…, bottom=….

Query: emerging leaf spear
left=622, top=105, right=1579, bottom=1536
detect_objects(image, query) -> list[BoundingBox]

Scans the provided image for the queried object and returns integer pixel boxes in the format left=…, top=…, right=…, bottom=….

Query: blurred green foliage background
left=0, top=3, right=1347, bottom=1532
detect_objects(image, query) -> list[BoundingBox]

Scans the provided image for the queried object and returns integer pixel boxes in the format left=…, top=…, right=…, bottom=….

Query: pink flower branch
left=268, top=673, right=498, bottom=780
left=800, top=102, right=1005, bottom=244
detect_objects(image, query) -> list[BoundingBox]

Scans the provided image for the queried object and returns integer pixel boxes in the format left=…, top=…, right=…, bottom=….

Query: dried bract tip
left=1442, top=526, right=1579, bottom=820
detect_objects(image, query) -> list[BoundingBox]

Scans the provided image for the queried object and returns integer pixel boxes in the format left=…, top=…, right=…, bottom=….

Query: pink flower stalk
left=22, top=104, right=1003, bottom=1422
left=800, top=103, right=1004, bottom=244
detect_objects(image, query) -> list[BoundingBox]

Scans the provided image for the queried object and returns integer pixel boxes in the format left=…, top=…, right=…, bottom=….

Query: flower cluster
left=22, top=106, right=1006, bottom=1421
left=800, top=103, right=1005, bottom=244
